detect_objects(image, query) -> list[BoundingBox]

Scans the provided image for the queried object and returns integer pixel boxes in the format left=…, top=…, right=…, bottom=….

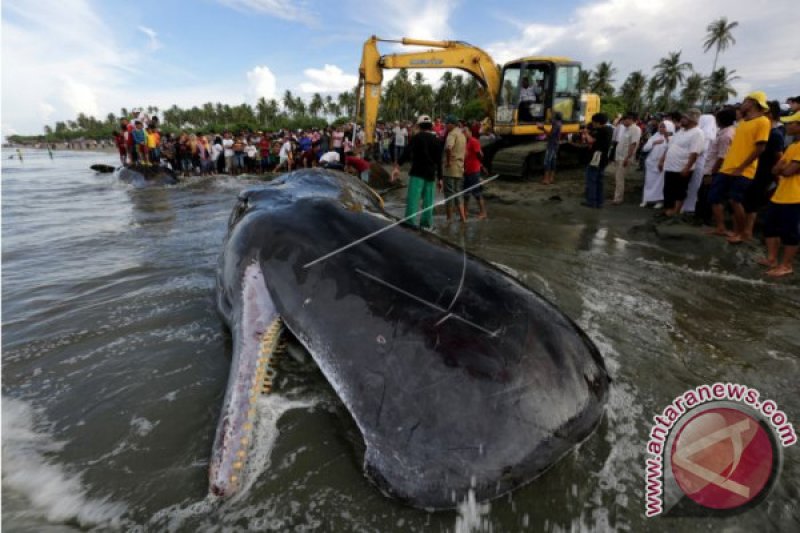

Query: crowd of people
left=112, top=94, right=800, bottom=277
left=391, top=115, right=488, bottom=227
left=114, top=110, right=380, bottom=179
left=578, top=93, right=800, bottom=277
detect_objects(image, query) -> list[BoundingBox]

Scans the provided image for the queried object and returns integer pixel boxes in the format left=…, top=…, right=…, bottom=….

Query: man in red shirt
left=345, top=154, right=371, bottom=182
left=463, top=128, right=487, bottom=219
left=433, top=117, right=446, bottom=140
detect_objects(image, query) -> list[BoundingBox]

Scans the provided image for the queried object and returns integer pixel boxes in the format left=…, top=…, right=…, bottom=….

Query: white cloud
left=217, top=0, right=312, bottom=23
left=137, top=26, right=162, bottom=51
left=246, top=65, right=278, bottom=101
left=299, top=64, right=358, bottom=94
left=347, top=0, right=456, bottom=47
left=2, top=0, right=136, bottom=134
left=485, top=0, right=799, bottom=101
left=61, top=79, right=100, bottom=117
left=39, top=102, right=56, bottom=123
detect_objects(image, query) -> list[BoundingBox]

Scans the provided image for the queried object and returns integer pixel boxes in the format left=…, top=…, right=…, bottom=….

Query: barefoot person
left=541, top=112, right=563, bottom=185
left=742, top=101, right=785, bottom=241
left=759, top=111, right=800, bottom=277
left=463, top=127, right=488, bottom=219
left=708, top=92, right=771, bottom=243
left=659, top=109, right=705, bottom=217
left=640, top=121, right=674, bottom=208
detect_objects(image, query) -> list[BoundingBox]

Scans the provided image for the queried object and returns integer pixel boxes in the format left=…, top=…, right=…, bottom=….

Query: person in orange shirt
left=707, top=91, right=771, bottom=242
left=758, top=111, right=800, bottom=277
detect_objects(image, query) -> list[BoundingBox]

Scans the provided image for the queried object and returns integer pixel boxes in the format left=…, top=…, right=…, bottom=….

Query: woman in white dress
left=640, top=121, right=675, bottom=208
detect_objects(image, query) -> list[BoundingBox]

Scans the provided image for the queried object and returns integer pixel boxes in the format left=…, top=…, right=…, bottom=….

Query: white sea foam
left=454, top=488, right=492, bottom=533
left=232, top=394, right=318, bottom=501
left=635, top=257, right=772, bottom=286
left=148, top=392, right=317, bottom=531
left=1, top=396, right=128, bottom=529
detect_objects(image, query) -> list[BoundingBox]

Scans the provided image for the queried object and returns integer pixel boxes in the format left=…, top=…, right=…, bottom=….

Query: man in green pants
left=391, top=115, right=443, bottom=229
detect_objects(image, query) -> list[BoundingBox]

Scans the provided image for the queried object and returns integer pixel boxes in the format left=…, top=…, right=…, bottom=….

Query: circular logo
left=670, top=407, right=775, bottom=510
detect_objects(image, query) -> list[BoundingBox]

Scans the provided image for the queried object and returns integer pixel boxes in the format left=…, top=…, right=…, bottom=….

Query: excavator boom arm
left=358, top=36, right=499, bottom=144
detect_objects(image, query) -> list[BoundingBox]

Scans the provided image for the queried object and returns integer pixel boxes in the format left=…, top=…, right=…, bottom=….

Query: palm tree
left=282, top=90, right=295, bottom=115
left=680, top=73, right=706, bottom=108
left=412, top=72, right=434, bottom=116
left=309, top=93, right=324, bottom=117
left=324, top=95, right=335, bottom=117
left=577, top=70, right=591, bottom=92
left=645, top=77, right=661, bottom=112
left=702, top=17, right=738, bottom=108
left=618, top=70, right=647, bottom=112
left=706, top=67, right=739, bottom=106
left=293, top=96, right=306, bottom=117
left=589, top=62, right=616, bottom=98
left=703, top=17, right=738, bottom=75
left=256, top=97, right=269, bottom=124
left=652, top=51, right=693, bottom=110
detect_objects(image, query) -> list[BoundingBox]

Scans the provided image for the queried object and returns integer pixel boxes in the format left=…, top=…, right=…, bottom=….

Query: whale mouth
left=209, top=263, right=284, bottom=498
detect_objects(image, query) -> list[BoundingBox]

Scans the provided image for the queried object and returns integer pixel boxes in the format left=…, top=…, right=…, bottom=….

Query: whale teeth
left=257, top=318, right=283, bottom=396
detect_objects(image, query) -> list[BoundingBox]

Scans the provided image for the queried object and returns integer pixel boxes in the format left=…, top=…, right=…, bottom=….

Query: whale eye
left=376, top=335, right=386, bottom=344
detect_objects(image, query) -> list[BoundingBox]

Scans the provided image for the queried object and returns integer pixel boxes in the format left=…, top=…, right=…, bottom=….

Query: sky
left=2, top=0, right=798, bottom=137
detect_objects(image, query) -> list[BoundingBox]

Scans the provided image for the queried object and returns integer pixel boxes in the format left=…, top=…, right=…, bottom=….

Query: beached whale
left=211, top=168, right=610, bottom=509
left=113, top=165, right=179, bottom=187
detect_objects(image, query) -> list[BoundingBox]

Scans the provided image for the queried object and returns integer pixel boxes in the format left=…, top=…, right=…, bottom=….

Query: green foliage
left=600, top=96, right=626, bottom=120
left=589, top=62, right=617, bottom=98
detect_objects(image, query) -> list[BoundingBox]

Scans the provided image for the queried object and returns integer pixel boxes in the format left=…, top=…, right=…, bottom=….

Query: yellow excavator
left=357, top=36, right=600, bottom=178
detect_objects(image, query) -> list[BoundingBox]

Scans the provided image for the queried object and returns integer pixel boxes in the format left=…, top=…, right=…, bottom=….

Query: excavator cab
left=495, top=59, right=583, bottom=135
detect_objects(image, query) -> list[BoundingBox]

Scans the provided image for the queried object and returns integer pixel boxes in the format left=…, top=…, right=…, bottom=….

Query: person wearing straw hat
left=758, top=110, right=800, bottom=277
left=707, top=91, right=771, bottom=241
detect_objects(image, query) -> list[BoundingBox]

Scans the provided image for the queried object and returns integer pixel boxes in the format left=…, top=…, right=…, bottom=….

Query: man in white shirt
left=612, top=112, right=642, bottom=204
left=681, top=113, right=718, bottom=214
left=392, top=122, right=407, bottom=163
left=319, top=150, right=341, bottom=166
left=518, top=77, right=537, bottom=123
left=222, top=132, right=234, bottom=174
left=278, top=137, right=293, bottom=171
left=658, top=108, right=705, bottom=217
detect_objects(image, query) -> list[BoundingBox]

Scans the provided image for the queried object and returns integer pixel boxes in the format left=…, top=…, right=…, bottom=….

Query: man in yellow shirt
left=759, top=111, right=800, bottom=277
left=707, top=91, right=771, bottom=242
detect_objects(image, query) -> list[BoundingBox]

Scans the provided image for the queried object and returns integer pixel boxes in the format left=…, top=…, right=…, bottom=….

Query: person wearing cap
left=640, top=120, right=674, bottom=208
left=442, top=115, right=467, bottom=222
left=391, top=115, right=443, bottom=229
left=658, top=109, right=705, bottom=217
left=708, top=91, right=771, bottom=242
left=758, top=110, right=800, bottom=277
left=612, top=111, right=642, bottom=204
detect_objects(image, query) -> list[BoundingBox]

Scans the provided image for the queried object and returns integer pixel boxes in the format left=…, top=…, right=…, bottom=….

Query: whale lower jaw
left=209, top=262, right=282, bottom=498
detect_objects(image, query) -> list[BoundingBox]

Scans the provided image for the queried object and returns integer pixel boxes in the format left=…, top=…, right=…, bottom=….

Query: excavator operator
left=518, top=77, right=537, bottom=122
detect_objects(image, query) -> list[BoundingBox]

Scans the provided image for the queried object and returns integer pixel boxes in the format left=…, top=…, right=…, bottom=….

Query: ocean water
left=2, top=148, right=799, bottom=531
